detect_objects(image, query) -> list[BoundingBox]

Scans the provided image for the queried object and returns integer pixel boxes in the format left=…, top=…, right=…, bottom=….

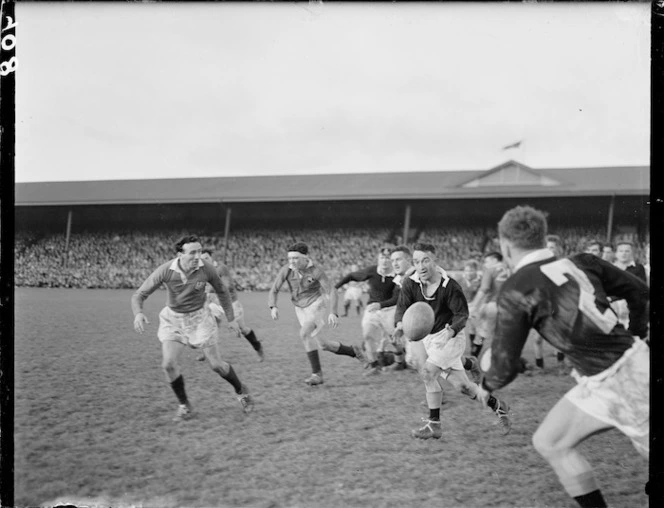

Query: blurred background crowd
left=14, top=227, right=649, bottom=290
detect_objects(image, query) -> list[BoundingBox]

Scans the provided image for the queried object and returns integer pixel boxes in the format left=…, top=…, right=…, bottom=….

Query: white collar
left=170, top=258, right=204, bottom=279
left=409, top=266, right=450, bottom=288
left=513, top=248, right=555, bottom=273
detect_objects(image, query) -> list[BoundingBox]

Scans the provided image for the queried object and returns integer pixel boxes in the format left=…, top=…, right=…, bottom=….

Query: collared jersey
left=395, top=267, right=469, bottom=336
left=132, top=258, right=234, bottom=318
left=335, top=265, right=397, bottom=308
left=268, top=262, right=330, bottom=309
left=483, top=252, right=649, bottom=392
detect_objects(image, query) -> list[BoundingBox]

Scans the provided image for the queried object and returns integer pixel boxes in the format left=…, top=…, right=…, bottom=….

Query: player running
left=477, top=206, right=649, bottom=508
left=131, top=235, right=254, bottom=421
left=268, top=242, right=365, bottom=386
left=394, top=243, right=511, bottom=439
left=199, top=249, right=264, bottom=362
left=330, top=246, right=399, bottom=376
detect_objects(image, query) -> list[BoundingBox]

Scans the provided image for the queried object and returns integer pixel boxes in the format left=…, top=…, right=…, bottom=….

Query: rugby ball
left=402, top=302, right=435, bottom=341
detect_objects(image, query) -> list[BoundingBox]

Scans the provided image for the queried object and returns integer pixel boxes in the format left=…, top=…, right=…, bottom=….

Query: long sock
left=429, top=407, right=440, bottom=421
left=471, top=343, right=482, bottom=357
left=335, top=344, right=356, bottom=357
left=487, top=394, right=500, bottom=411
left=462, top=357, right=474, bottom=370
left=220, top=364, right=243, bottom=394
left=243, top=330, right=261, bottom=351
left=536, top=358, right=544, bottom=368
left=573, top=490, right=607, bottom=508
left=307, top=350, right=322, bottom=374
left=170, top=375, right=188, bottom=405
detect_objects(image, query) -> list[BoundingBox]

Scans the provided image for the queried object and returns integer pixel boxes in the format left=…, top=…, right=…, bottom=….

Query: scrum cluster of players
left=131, top=205, right=649, bottom=508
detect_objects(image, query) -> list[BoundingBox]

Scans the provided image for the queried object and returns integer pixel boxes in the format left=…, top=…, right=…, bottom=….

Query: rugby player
left=341, top=267, right=364, bottom=317
left=611, top=241, right=647, bottom=329
left=383, top=245, right=415, bottom=371
left=330, top=246, right=399, bottom=376
left=131, top=235, right=253, bottom=421
left=199, top=249, right=264, bottom=362
left=584, top=239, right=602, bottom=257
left=467, top=252, right=510, bottom=357
left=477, top=206, right=649, bottom=508
left=459, top=259, right=482, bottom=355
left=601, top=244, right=615, bottom=263
left=394, top=243, right=511, bottom=439
left=268, top=242, right=365, bottom=386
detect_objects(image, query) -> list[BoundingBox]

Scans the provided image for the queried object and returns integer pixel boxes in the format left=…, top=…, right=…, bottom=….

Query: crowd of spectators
left=15, top=226, right=649, bottom=290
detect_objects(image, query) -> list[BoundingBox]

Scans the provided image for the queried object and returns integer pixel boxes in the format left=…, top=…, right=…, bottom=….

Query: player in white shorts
left=393, top=243, right=511, bottom=440
left=268, top=242, right=366, bottom=386
left=478, top=206, right=649, bottom=508
left=131, top=235, right=253, bottom=421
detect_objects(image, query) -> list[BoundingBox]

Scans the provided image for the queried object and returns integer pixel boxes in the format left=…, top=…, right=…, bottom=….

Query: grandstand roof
left=15, top=160, right=649, bottom=206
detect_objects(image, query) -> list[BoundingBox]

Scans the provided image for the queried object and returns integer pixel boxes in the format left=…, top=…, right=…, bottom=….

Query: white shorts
left=422, top=328, right=467, bottom=375
left=362, top=306, right=396, bottom=339
left=207, top=296, right=246, bottom=328
left=477, top=301, right=498, bottom=340
left=157, top=306, right=218, bottom=349
left=344, top=287, right=363, bottom=302
left=565, top=338, right=649, bottom=457
left=295, top=295, right=328, bottom=337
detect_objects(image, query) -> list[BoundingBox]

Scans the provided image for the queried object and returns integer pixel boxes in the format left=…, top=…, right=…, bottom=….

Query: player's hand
left=270, top=307, right=279, bottom=320
left=328, top=313, right=339, bottom=328
left=476, top=384, right=491, bottom=407
left=134, top=313, right=149, bottom=334
left=366, top=302, right=380, bottom=313
left=228, top=319, right=241, bottom=337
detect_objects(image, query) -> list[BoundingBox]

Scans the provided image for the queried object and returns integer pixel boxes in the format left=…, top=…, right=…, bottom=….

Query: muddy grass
left=14, top=288, right=648, bottom=508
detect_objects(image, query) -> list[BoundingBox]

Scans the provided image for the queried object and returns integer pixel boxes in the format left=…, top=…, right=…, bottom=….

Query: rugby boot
left=237, top=384, right=254, bottom=413
left=411, top=418, right=442, bottom=439
left=494, top=399, right=512, bottom=435
left=304, top=373, right=324, bottom=386
left=173, top=402, right=193, bottom=421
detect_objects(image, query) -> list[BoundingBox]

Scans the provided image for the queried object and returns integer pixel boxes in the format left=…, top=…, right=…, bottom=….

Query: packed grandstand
left=14, top=226, right=648, bottom=290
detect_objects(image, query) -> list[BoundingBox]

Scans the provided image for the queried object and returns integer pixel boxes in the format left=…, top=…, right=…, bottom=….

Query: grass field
left=14, top=288, right=648, bottom=508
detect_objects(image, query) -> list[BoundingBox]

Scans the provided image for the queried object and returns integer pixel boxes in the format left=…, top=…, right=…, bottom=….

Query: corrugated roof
left=15, top=161, right=649, bottom=206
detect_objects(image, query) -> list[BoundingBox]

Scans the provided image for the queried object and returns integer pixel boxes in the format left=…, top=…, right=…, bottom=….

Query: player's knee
left=211, top=361, right=230, bottom=376
left=532, top=427, right=558, bottom=458
left=162, top=358, right=178, bottom=374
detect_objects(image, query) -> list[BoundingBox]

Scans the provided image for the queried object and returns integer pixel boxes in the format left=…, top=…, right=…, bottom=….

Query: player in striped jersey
left=477, top=206, right=649, bottom=508
left=268, top=242, right=365, bottom=386
left=131, top=235, right=254, bottom=420
left=200, top=249, right=264, bottom=362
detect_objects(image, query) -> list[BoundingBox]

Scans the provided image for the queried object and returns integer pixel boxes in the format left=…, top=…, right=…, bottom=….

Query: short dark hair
left=391, top=245, right=411, bottom=256
left=586, top=239, right=602, bottom=250
left=413, top=242, right=436, bottom=254
left=484, top=251, right=503, bottom=262
left=175, top=235, right=201, bottom=253
left=379, top=244, right=395, bottom=256
left=616, top=240, right=633, bottom=249
left=287, top=242, right=309, bottom=255
left=202, top=248, right=214, bottom=256
left=497, top=206, right=547, bottom=250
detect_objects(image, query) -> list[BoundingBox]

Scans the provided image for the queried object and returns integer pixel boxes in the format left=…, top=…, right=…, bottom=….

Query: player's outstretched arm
left=268, top=266, right=288, bottom=316
left=133, top=313, right=150, bottom=334
left=131, top=263, right=167, bottom=334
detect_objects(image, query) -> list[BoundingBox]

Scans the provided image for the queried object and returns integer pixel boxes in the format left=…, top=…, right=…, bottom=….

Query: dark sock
left=470, top=343, right=482, bottom=357
left=370, top=360, right=379, bottom=368
left=220, top=364, right=243, bottom=394
left=429, top=407, right=440, bottom=421
left=557, top=351, right=565, bottom=363
left=243, top=330, right=261, bottom=351
left=463, top=357, right=473, bottom=370
left=335, top=344, right=356, bottom=357
left=487, top=394, right=499, bottom=411
left=170, top=375, right=188, bottom=405
left=573, top=489, right=607, bottom=508
left=536, top=358, right=544, bottom=368
left=307, top=350, right=322, bottom=374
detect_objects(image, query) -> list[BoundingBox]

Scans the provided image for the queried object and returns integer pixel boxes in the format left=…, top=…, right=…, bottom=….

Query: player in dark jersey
left=394, top=243, right=511, bottom=439
left=331, top=246, right=399, bottom=376
left=477, top=206, right=649, bottom=508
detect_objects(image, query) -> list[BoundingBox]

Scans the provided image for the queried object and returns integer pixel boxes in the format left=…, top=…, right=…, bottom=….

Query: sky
left=15, top=2, right=650, bottom=183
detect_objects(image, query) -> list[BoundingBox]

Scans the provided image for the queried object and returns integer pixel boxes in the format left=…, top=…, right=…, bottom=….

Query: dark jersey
left=625, top=263, right=647, bottom=283
left=335, top=265, right=398, bottom=308
left=394, top=268, right=469, bottom=336
left=483, top=252, right=649, bottom=392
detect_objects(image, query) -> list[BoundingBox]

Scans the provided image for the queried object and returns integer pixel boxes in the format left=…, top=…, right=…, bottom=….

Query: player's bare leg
left=320, top=338, right=366, bottom=364
left=362, top=325, right=383, bottom=376
left=446, top=369, right=511, bottom=434
left=203, top=344, right=253, bottom=413
left=162, top=341, right=193, bottom=420
left=300, top=321, right=324, bottom=385
left=532, top=398, right=614, bottom=508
